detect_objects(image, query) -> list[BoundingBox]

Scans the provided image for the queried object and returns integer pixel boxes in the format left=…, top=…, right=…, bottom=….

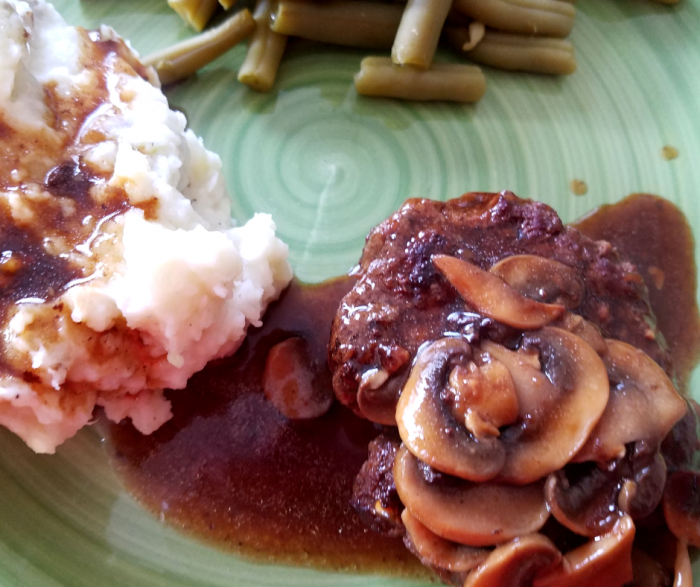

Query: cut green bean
left=239, top=0, right=288, bottom=92
left=448, top=30, right=576, bottom=75
left=144, top=9, right=255, bottom=85
left=271, top=0, right=402, bottom=49
left=354, top=56, right=486, bottom=102
left=169, top=0, right=220, bottom=32
left=392, top=0, right=453, bottom=68
left=453, top=0, right=575, bottom=38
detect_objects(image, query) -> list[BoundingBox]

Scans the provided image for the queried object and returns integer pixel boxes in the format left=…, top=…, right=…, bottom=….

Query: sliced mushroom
left=480, top=341, right=559, bottom=425
left=433, top=255, right=565, bottom=330
left=489, top=255, right=585, bottom=310
left=551, top=312, right=607, bottom=356
left=545, top=466, right=618, bottom=538
left=534, top=515, right=635, bottom=587
left=358, top=366, right=406, bottom=425
left=662, top=471, right=700, bottom=547
left=463, top=534, right=561, bottom=587
left=394, top=445, right=549, bottom=547
left=673, top=540, right=692, bottom=587
left=574, top=339, right=687, bottom=463
left=673, top=541, right=692, bottom=587
left=631, top=548, right=672, bottom=587
left=485, top=328, right=609, bottom=484
left=263, top=337, right=333, bottom=419
left=618, top=447, right=668, bottom=520
left=447, top=359, right=519, bottom=440
left=661, top=399, right=700, bottom=473
left=396, top=337, right=506, bottom=482
left=401, top=509, right=489, bottom=572
left=545, top=448, right=666, bottom=537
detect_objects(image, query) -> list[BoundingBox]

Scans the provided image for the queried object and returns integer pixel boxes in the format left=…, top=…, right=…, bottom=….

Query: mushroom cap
left=489, top=255, right=585, bottom=310
left=396, top=337, right=506, bottom=482
left=486, top=328, right=610, bottom=484
left=662, top=471, right=700, bottom=547
left=463, top=534, right=561, bottom=587
left=545, top=448, right=666, bottom=538
left=574, top=339, right=687, bottom=463
left=533, top=515, right=636, bottom=587
left=263, top=337, right=333, bottom=419
left=394, top=445, right=549, bottom=547
left=433, top=255, right=565, bottom=330
left=401, top=509, right=489, bottom=573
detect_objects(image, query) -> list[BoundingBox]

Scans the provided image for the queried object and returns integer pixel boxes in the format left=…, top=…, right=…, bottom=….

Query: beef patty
left=328, top=191, right=669, bottom=423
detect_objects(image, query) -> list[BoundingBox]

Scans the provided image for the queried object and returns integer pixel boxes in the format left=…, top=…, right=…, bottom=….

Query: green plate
left=2, top=0, right=699, bottom=585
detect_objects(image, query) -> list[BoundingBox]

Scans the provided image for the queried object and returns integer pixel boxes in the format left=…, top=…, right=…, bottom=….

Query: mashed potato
left=0, top=0, right=292, bottom=452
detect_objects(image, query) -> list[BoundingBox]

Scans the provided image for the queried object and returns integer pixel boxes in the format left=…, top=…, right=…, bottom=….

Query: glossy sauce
left=573, top=194, right=700, bottom=390
left=108, top=194, right=700, bottom=574
left=108, top=277, right=425, bottom=575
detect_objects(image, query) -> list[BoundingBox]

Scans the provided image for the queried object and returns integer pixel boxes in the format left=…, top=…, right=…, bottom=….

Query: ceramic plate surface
left=1, top=0, right=699, bottom=584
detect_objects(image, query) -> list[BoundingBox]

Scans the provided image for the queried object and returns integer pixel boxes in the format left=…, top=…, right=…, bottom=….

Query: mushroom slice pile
left=394, top=446, right=549, bottom=547
left=489, top=327, right=610, bottom=484
left=533, top=515, right=636, bottom=587
left=662, top=471, right=700, bottom=547
left=574, top=339, right=687, bottom=463
left=545, top=446, right=667, bottom=537
left=489, top=255, right=585, bottom=310
left=433, top=255, right=566, bottom=330
left=396, top=337, right=506, bottom=482
left=401, top=509, right=489, bottom=573
left=464, top=535, right=561, bottom=587
left=376, top=252, right=694, bottom=587
left=396, top=328, right=609, bottom=485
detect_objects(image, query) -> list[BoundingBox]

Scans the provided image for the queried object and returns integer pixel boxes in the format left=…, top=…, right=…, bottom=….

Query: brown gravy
left=108, top=277, right=426, bottom=576
left=0, top=32, right=156, bottom=372
left=107, top=194, right=700, bottom=575
left=573, top=194, right=700, bottom=391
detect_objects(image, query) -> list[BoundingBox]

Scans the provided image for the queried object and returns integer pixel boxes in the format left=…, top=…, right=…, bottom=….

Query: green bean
left=354, top=56, right=486, bottom=102
left=453, top=0, right=575, bottom=38
left=168, top=0, right=220, bottom=32
left=271, top=0, right=401, bottom=49
left=144, top=9, right=255, bottom=85
left=392, top=0, right=453, bottom=68
left=239, top=0, right=288, bottom=92
left=447, top=29, right=576, bottom=75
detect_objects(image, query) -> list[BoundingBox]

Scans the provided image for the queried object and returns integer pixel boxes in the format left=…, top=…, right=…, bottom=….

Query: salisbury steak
left=328, top=192, right=669, bottom=423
